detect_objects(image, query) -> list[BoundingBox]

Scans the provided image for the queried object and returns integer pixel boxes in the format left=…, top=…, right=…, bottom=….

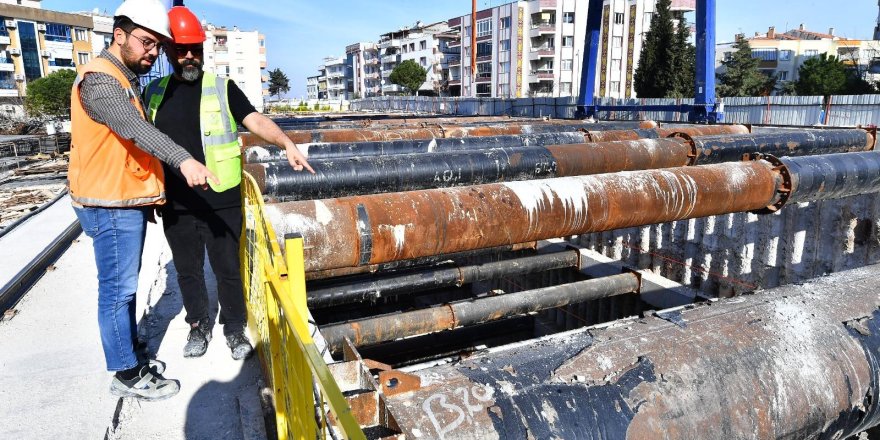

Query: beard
left=120, top=41, right=155, bottom=75
left=173, top=58, right=203, bottom=82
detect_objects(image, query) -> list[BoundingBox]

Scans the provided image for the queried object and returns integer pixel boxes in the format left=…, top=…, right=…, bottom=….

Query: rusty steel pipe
left=264, top=160, right=784, bottom=272
left=377, top=264, right=880, bottom=439
left=320, top=272, right=639, bottom=352
left=308, top=249, right=581, bottom=308
left=264, top=151, right=880, bottom=272
left=680, top=128, right=875, bottom=164
left=585, top=124, right=750, bottom=142
left=240, top=120, right=655, bottom=146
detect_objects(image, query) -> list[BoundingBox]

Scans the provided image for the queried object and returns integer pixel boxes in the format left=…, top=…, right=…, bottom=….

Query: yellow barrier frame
left=241, top=171, right=365, bottom=440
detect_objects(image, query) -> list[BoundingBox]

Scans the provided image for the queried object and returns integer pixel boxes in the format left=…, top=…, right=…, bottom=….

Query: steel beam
left=320, top=272, right=639, bottom=352
left=263, top=151, right=880, bottom=272
left=375, top=264, right=880, bottom=439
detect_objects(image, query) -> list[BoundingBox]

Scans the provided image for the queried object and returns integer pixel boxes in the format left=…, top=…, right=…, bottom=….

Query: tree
left=267, top=68, right=290, bottom=100
left=389, top=60, right=427, bottom=96
left=634, top=0, right=677, bottom=97
left=794, top=54, right=848, bottom=96
left=716, top=38, right=776, bottom=97
left=670, top=15, right=695, bottom=98
left=25, top=69, right=76, bottom=117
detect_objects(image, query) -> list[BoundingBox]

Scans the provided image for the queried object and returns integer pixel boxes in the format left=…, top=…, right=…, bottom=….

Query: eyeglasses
left=122, top=29, right=163, bottom=53
left=173, top=44, right=204, bottom=56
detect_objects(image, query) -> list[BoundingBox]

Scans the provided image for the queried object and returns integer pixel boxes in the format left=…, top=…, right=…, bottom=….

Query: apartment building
left=317, top=64, right=328, bottom=99
left=345, top=42, right=379, bottom=98
left=322, top=56, right=345, bottom=100
left=306, top=74, right=319, bottom=100
left=378, top=21, right=450, bottom=96
left=716, top=25, right=880, bottom=87
left=202, top=24, right=267, bottom=112
left=0, top=0, right=93, bottom=110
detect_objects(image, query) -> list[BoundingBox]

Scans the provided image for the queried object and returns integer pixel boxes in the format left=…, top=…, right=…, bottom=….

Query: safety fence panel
left=351, top=94, right=880, bottom=127
left=241, top=172, right=365, bottom=440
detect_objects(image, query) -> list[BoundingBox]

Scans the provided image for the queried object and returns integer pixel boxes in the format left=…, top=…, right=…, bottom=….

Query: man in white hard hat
left=70, top=0, right=217, bottom=401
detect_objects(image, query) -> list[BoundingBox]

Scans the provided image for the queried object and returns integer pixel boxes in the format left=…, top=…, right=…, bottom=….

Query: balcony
left=448, top=79, right=461, bottom=85
left=448, top=40, right=461, bottom=48
left=447, top=56, right=461, bottom=66
left=381, top=54, right=400, bottom=64
left=328, top=83, right=345, bottom=91
left=529, top=46, right=555, bottom=59
left=530, top=22, right=557, bottom=37
left=0, top=36, right=9, bottom=45
left=528, top=69, right=555, bottom=82
left=365, top=57, right=379, bottom=65
left=365, top=72, right=380, bottom=79
left=538, top=0, right=557, bottom=8
left=379, top=38, right=401, bottom=49
left=327, top=71, right=345, bottom=79
left=213, top=43, right=227, bottom=52
left=0, top=58, right=12, bottom=72
left=0, top=79, right=15, bottom=89
left=382, top=84, right=403, bottom=93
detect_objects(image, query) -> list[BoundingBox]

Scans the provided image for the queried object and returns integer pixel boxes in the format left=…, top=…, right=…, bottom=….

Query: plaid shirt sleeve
left=78, top=72, right=192, bottom=168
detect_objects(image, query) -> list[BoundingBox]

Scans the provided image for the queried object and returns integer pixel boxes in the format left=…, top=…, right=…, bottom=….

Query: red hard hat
left=168, top=6, right=205, bottom=44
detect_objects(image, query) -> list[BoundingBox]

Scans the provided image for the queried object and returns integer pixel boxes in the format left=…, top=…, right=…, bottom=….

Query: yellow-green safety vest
left=144, top=73, right=242, bottom=193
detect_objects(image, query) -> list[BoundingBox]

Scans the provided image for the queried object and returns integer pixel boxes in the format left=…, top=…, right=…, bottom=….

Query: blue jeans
left=73, top=206, right=147, bottom=371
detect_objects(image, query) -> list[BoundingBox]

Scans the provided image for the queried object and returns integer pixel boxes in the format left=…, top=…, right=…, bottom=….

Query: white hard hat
left=114, top=0, right=171, bottom=40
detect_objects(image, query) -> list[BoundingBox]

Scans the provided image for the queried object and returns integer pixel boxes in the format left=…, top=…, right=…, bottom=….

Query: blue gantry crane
left=577, top=0, right=720, bottom=123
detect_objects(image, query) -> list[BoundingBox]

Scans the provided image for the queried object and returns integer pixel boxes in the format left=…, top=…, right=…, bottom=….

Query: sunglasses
left=173, top=44, right=204, bottom=55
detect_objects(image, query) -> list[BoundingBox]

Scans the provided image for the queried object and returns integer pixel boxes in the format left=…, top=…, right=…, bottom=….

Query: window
left=49, top=58, right=74, bottom=67
left=804, top=49, right=819, bottom=57
left=420, top=56, right=427, bottom=67
left=45, top=23, right=71, bottom=42
left=498, top=83, right=510, bottom=96
left=476, top=41, right=492, bottom=57
left=74, top=28, right=87, bottom=41
left=409, top=43, right=415, bottom=52
left=614, top=13, right=625, bottom=25
left=563, top=12, right=575, bottom=24
left=778, top=71, right=788, bottom=80
left=610, top=58, right=621, bottom=71
left=477, top=62, right=492, bottom=78
left=464, top=26, right=471, bottom=37
left=562, top=36, right=574, bottom=47
left=237, top=66, right=245, bottom=74
left=420, top=40, right=427, bottom=50
left=499, top=39, right=510, bottom=52
left=477, top=83, right=491, bottom=95
left=500, top=17, right=511, bottom=29
left=561, top=59, right=573, bottom=70
left=751, top=48, right=777, bottom=61
left=499, top=61, right=509, bottom=73
left=0, top=20, right=8, bottom=37
left=477, top=19, right=492, bottom=37
left=612, top=36, right=623, bottom=48
left=610, top=81, right=620, bottom=92
left=643, top=12, right=653, bottom=27
left=779, top=50, right=793, bottom=61
left=77, top=52, right=89, bottom=65
left=560, top=82, right=572, bottom=94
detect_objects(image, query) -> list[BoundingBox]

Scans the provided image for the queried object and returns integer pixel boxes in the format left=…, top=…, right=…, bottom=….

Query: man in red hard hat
left=144, top=6, right=313, bottom=360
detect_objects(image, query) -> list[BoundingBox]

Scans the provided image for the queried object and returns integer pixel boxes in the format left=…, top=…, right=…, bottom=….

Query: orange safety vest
left=68, top=57, right=165, bottom=207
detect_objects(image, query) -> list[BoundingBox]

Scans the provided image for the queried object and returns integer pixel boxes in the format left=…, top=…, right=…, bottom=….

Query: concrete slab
left=0, top=219, right=268, bottom=439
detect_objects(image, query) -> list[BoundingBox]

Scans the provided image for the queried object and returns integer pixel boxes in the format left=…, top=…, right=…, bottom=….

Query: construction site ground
left=0, top=211, right=269, bottom=439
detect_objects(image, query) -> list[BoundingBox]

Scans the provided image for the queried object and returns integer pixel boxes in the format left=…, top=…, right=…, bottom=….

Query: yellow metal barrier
left=241, top=171, right=366, bottom=440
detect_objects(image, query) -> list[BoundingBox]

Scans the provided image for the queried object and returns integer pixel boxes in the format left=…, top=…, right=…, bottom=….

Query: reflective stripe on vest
left=144, top=73, right=242, bottom=192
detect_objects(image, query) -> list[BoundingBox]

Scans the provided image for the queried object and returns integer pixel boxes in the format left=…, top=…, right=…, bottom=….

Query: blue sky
left=43, top=0, right=879, bottom=98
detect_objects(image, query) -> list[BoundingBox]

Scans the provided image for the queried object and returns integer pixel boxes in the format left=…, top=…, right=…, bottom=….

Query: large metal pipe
left=240, top=120, right=656, bottom=146
left=264, top=151, right=880, bottom=272
left=320, top=272, right=639, bottom=352
left=308, top=250, right=581, bottom=308
left=377, top=264, right=880, bottom=439
left=682, top=128, right=875, bottom=164
left=243, top=132, right=590, bottom=163
left=248, top=130, right=874, bottom=199
left=585, top=124, right=749, bottom=142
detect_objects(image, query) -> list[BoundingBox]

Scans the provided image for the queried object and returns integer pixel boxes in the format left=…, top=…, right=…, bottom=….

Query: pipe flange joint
left=668, top=132, right=699, bottom=166
left=744, top=153, right=793, bottom=214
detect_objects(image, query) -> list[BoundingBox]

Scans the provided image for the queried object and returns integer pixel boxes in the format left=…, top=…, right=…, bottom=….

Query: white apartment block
left=346, top=42, right=379, bottom=98
left=202, top=24, right=267, bottom=112
left=306, top=74, right=319, bottom=100
left=716, top=25, right=880, bottom=87
left=323, top=56, right=345, bottom=100
left=378, top=21, right=450, bottom=96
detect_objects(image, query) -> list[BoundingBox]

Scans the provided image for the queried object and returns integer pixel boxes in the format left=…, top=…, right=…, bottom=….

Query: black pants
left=161, top=206, right=246, bottom=336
